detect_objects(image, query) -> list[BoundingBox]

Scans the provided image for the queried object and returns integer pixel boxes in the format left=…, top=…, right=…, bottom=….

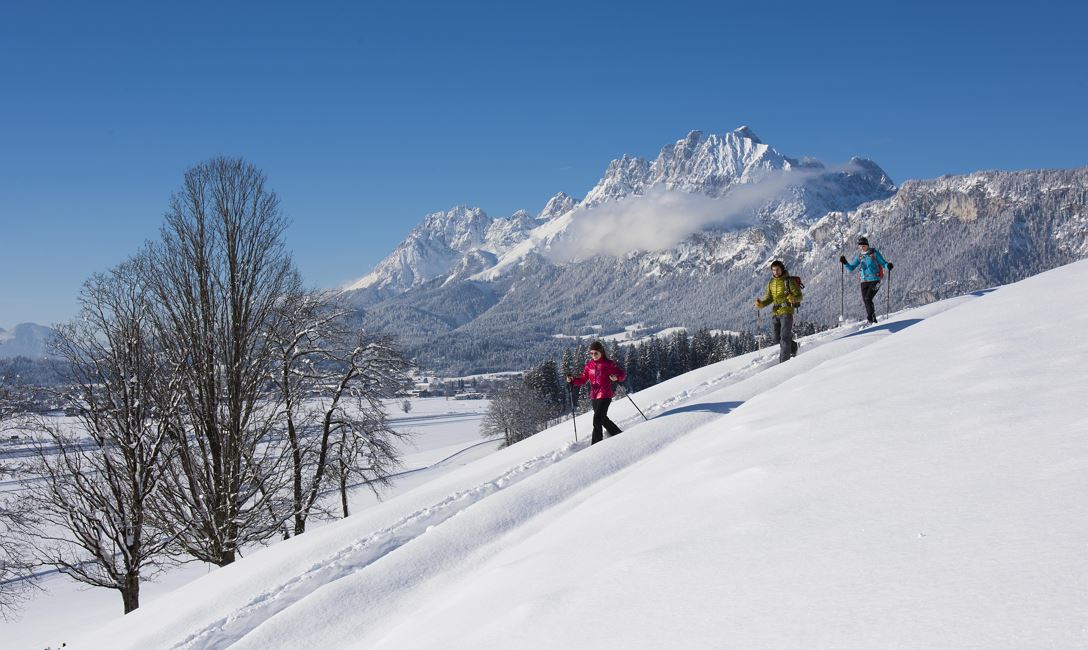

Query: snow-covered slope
left=78, top=260, right=1088, bottom=649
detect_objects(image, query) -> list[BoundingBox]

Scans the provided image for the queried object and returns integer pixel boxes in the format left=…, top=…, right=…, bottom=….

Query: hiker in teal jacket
left=840, top=236, right=893, bottom=324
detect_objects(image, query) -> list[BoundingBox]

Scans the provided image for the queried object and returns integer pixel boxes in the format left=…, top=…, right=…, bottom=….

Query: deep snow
left=37, top=261, right=1088, bottom=648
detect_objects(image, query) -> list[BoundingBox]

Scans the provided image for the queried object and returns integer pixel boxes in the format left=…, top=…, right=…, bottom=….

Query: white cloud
left=543, top=166, right=846, bottom=263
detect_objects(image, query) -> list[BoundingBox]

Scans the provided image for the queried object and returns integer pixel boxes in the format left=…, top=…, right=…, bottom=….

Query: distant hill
left=0, top=322, right=56, bottom=359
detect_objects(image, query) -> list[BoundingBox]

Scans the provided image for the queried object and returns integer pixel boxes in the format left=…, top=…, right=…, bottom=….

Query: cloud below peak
left=543, top=166, right=837, bottom=263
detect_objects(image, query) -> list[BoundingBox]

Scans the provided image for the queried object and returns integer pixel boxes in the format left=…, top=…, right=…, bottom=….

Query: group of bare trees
left=3, top=158, right=411, bottom=615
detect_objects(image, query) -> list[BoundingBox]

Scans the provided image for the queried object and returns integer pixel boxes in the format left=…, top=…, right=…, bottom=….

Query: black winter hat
left=857, top=236, right=869, bottom=246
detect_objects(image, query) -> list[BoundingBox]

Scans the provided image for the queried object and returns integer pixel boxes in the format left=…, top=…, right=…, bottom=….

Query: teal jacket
left=845, top=248, right=889, bottom=282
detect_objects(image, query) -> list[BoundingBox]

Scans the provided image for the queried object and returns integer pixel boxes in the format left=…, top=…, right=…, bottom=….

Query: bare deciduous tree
left=481, top=386, right=521, bottom=448
left=481, top=378, right=555, bottom=448
left=325, top=333, right=413, bottom=519
left=269, top=294, right=412, bottom=529
left=18, top=259, right=177, bottom=613
left=147, top=157, right=298, bottom=566
left=270, top=287, right=343, bottom=535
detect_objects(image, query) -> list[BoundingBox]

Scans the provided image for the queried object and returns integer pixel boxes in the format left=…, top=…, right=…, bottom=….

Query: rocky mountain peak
left=731, top=125, right=761, bottom=143
left=539, top=192, right=577, bottom=220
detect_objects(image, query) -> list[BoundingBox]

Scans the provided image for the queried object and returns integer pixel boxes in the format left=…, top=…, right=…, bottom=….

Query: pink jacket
left=571, top=358, right=626, bottom=400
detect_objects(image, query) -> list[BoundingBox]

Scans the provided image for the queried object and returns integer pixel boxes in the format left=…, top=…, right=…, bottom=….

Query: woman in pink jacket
left=567, top=341, right=627, bottom=444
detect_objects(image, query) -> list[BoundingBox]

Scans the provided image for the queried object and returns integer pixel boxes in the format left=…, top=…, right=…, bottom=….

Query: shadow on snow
left=655, top=400, right=745, bottom=418
left=843, top=318, right=923, bottom=339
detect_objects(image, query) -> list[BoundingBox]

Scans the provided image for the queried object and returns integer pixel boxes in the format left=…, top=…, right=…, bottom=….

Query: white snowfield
left=77, top=261, right=1088, bottom=649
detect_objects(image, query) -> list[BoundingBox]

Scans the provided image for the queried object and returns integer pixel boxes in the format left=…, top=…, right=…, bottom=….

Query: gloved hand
left=887, top=262, right=894, bottom=270
left=839, top=255, right=847, bottom=265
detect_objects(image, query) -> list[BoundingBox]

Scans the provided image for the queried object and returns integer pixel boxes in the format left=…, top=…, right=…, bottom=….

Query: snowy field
left=1, top=397, right=493, bottom=649
left=12, top=259, right=1088, bottom=649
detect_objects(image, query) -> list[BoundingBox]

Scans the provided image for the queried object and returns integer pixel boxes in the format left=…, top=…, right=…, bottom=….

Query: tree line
left=0, top=158, right=411, bottom=618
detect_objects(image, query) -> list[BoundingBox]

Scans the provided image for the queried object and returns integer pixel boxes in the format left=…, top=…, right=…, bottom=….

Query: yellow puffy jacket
left=756, top=276, right=802, bottom=316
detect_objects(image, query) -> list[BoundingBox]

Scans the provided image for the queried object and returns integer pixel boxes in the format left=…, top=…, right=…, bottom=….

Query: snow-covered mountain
left=580, top=126, right=892, bottom=210
left=344, top=194, right=576, bottom=299
left=344, top=128, right=913, bottom=371
left=345, top=127, right=894, bottom=302
left=344, top=128, right=1087, bottom=374
left=75, top=260, right=1088, bottom=649
left=581, top=126, right=798, bottom=205
left=797, top=167, right=1088, bottom=307
left=0, top=322, right=55, bottom=359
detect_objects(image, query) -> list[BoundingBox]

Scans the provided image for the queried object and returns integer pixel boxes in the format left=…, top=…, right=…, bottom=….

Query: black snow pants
left=591, top=398, right=622, bottom=444
left=861, top=281, right=881, bottom=323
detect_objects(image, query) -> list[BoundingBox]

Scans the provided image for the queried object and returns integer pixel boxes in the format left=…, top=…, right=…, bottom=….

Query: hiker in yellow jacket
left=755, top=260, right=802, bottom=363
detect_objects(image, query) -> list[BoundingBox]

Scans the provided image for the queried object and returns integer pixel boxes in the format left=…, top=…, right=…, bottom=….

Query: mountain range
left=344, top=127, right=1088, bottom=374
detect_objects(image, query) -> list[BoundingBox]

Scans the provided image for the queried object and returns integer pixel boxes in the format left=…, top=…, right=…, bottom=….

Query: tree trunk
left=289, top=414, right=306, bottom=536
left=121, top=572, right=140, bottom=614
left=340, top=470, right=350, bottom=518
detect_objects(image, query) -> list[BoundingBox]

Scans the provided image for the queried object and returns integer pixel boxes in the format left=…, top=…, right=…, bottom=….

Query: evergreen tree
left=524, top=360, right=565, bottom=416
left=608, top=340, right=622, bottom=365
left=673, top=330, right=691, bottom=373
left=623, top=347, right=644, bottom=392
left=560, top=347, right=577, bottom=380
left=691, top=328, right=714, bottom=368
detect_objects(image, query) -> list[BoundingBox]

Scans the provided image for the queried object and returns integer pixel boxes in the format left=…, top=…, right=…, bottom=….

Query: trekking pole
left=886, top=267, right=892, bottom=320
left=839, top=263, right=845, bottom=323
left=755, top=305, right=761, bottom=351
left=622, top=382, right=649, bottom=421
left=567, top=381, right=578, bottom=443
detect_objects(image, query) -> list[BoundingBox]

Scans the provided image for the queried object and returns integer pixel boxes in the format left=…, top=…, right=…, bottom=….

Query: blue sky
left=2, top=0, right=1086, bottom=327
